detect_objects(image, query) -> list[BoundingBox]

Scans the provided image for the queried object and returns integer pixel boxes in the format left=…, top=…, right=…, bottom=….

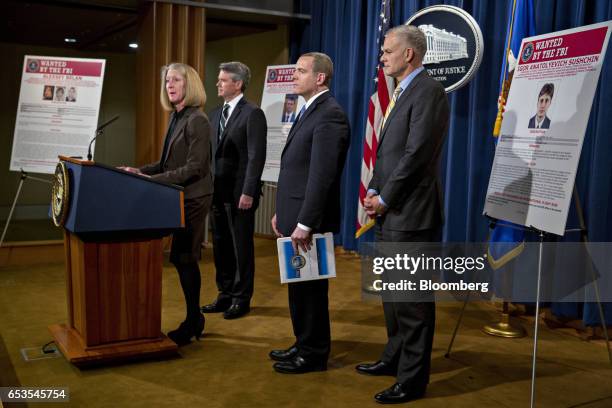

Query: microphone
left=87, top=115, right=119, bottom=161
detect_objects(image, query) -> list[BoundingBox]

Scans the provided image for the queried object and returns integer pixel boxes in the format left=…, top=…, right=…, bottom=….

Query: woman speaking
left=125, top=63, right=212, bottom=345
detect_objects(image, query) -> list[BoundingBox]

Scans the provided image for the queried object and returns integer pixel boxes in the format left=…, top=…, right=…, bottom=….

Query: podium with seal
left=48, top=156, right=183, bottom=366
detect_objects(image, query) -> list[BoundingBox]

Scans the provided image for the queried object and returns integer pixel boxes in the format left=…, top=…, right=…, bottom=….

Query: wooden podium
left=49, top=156, right=183, bottom=366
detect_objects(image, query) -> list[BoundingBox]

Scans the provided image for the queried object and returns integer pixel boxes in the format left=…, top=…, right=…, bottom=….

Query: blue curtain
left=290, top=0, right=612, bottom=325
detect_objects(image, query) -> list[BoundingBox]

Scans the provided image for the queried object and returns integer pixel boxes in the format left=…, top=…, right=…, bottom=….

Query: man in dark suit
left=270, top=52, right=350, bottom=374
left=528, top=83, right=554, bottom=129
left=201, top=61, right=267, bottom=319
left=358, top=25, right=450, bottom=404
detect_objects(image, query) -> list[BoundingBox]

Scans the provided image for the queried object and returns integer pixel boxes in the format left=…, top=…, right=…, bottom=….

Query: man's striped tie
left=381, top=86, right=403, bottom=130
left=218, top=103, right=230, bottom=140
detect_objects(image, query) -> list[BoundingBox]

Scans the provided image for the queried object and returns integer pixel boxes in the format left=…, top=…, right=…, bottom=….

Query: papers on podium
left=277, top=232, right=336, bottom=284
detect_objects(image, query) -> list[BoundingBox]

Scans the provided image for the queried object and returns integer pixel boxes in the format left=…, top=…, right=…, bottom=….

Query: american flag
left=355, top=0, right=394, bottom=238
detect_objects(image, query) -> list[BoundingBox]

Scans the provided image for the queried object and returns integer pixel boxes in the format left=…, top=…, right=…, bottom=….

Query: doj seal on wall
left=407, top=5, right=484, bottom=92
left=51, top=162, right=70, bottom=227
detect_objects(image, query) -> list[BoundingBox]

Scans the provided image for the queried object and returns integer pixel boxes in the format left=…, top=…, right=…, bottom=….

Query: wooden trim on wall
left=136, top=1, right=206, bottom=167
left=0, top=240, right=64, bottom=267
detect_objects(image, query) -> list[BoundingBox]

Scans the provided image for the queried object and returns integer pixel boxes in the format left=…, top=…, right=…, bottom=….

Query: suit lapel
left=282, top=92, right=331, bottom=157
left=162, top=107, right=192, bottom=164
left=377, top=71, right=426, bottom=150
left=217, top=98, right=245, bottom=152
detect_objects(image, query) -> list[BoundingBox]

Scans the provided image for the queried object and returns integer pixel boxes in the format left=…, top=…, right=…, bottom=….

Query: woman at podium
left=124, top=62, right=213, bottom=345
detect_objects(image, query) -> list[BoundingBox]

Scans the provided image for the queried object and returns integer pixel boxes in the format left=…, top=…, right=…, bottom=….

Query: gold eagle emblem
left=51, top=162, right=70, bottom=227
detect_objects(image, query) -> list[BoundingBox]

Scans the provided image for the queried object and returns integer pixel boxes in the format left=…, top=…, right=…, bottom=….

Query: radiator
left=254, top=182, right=277, bottom=236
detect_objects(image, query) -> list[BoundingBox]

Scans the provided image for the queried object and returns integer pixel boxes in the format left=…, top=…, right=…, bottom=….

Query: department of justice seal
left=51, top=162, right=70, bottom=227
left=407, top=5, right=484, bottom=92
left=291, top=254, right=306, bottom=270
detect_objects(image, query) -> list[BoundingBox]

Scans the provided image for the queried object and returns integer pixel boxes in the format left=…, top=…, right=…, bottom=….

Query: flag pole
left=493, top=0, right=518, bottom=137
left=483, top=0, right=527, bottom=340
left=355, top=0, right=394, bottom=239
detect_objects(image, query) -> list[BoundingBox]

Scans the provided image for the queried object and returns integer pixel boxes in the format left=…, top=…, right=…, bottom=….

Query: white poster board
left=260, top=64, right=305, bottom=182
left=483, top=21, right=612, bottom=235
left=10, top=55, right=106, bottom=174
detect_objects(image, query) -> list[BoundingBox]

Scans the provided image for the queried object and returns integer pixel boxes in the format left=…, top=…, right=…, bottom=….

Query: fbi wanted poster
left=484, top=21, right=612, bottom=235
left=260, top=64, right=305, bottom=182
left=10, top=55, right=106, bottom=174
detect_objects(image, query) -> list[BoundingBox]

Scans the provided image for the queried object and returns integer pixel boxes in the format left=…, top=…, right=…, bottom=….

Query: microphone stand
left=87, top=115, right=119, bottom=161
left=87, top=128, right=103, bottom=161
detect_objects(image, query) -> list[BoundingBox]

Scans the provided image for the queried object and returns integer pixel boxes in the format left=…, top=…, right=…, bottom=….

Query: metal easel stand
left=0, top=169, right=52, bottom=248
left=529, top=228, right=545, bottom=408
left=446, top=221, right=529, bottom=358
left=445, top=291, right=470, bottom=358
left=447, top=190, right=611, bottom=364
left=445, top=223, right=609, bottom=408
left=445, top=227, right=548, bottom=408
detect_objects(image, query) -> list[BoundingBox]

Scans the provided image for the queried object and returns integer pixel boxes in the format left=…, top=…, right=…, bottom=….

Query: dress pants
left=375, top=225, right=437, bottom=388
left=288, top=279, right=330, bottom=362
left=211, top=198, right=257, bottom=306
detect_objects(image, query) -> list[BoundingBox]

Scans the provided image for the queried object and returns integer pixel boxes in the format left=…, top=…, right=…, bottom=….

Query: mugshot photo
left=66, top=86, right=77, bottom=102
left=42, top=85, right=54, bottom=100
left=54, top=86, right=66, bottom=102
left=528, top=82, right=555, bottom=129
left=281, top=93, right=298, bottom=123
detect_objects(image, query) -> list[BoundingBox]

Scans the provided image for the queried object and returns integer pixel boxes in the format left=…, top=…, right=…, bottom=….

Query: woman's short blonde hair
left=160, top=62, right=206, bottom=111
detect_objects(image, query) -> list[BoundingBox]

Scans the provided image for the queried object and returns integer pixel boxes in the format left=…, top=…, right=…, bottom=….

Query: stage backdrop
left=289, top=0, right=612, bottom=325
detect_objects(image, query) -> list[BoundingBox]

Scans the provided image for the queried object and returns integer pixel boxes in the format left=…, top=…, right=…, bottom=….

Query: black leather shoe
left=167, top=314, right=205, bottom=346
left=201, top=299, right=231, bottom=313
left=223, top=303, right=250, bottom=319
left=273, top=356, right=327, bottom=374
left=356, top=360, right=396, bottom=376
left=374, top=383, right=425, bottom=404
left=269, top=345, right=299, bottom=362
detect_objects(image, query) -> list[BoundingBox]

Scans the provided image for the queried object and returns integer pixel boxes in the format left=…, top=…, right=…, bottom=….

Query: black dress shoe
left=201, top=299, right=231, bottom=313
left=223, top=303, right=250, bottom=319
left=374, top=383, right=425, bottom=404
left=269, top=345, right=299, bottom=361
left=356, top=360, right=396, bottom=376
left=273, top=356, right=327, bottom=374
left=167, top=314, right=205, bottom=346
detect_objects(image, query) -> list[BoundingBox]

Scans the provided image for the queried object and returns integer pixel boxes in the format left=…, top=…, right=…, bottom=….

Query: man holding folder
left=270, top=52, right=350, bottom=374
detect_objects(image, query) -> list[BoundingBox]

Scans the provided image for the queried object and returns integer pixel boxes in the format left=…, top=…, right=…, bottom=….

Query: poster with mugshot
left=9, top=55, right=106, bottom=174
left=259, top=64, right=305, bottom=182
left=484, top=21, right=612, bottom=235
